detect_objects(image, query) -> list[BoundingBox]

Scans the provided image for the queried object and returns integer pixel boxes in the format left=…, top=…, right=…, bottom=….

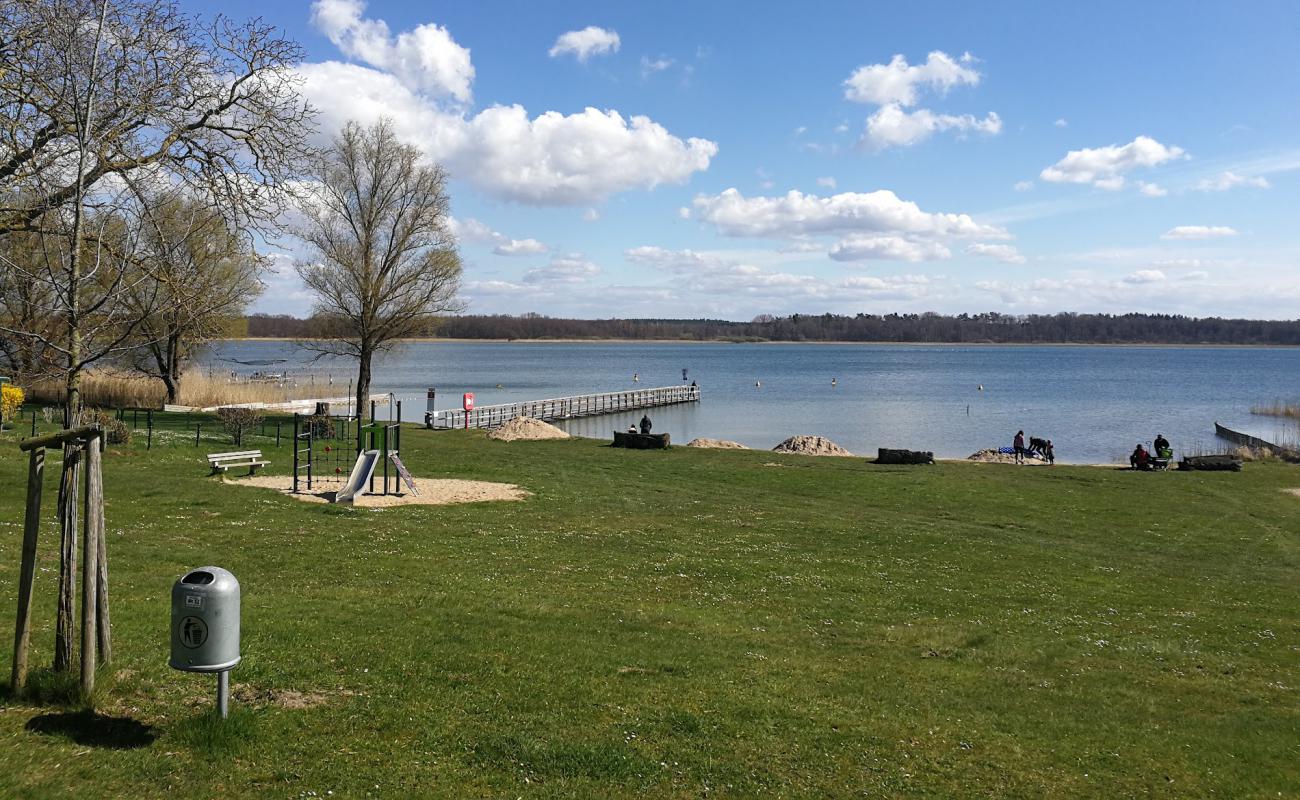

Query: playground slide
left=334, top=449, right=380, bottom=504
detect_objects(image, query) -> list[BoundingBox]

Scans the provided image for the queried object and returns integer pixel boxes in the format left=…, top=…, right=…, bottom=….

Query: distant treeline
left=245, top=311, right=1300, bottom=345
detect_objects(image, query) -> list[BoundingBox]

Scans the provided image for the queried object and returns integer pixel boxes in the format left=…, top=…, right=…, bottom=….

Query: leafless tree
left=0, top=0, right=313, bottom=421
left=121, top=194, right=266, bottom=403
left=0, top=229, right=60, bottom=378
left=296, top=119, right=463, bottom=420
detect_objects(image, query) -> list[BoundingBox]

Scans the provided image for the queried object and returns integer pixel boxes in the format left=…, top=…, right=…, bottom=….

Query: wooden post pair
left=10, top=426, right=111, bottom=699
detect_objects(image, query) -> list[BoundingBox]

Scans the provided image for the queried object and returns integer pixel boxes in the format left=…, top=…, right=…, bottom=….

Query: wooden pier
left=428, top=385, right=700, bottom=430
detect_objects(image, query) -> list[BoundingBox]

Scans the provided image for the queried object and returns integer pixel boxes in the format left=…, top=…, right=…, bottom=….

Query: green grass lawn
left=0, top=418, right=1297, bottom=798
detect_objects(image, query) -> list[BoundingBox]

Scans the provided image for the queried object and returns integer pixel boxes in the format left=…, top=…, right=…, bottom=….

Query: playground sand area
left=227, top=475, right=530, bottom=507
left=487, top=416, right=570, bottom=441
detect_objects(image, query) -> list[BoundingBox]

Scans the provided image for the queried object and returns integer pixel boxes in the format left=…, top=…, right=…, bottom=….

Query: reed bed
left=21, top=370, right=340, bottom=409
left=1250, top=400, right=1300, bottom=418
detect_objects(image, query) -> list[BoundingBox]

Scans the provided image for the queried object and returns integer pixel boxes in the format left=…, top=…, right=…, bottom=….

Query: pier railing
left=429, top=385, right=700, bottom=430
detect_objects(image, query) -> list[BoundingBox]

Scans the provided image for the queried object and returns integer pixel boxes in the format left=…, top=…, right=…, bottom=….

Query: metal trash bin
left=170, top=566, right=240, bottom=716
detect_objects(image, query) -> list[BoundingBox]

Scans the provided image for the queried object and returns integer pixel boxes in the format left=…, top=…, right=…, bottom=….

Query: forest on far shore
left=241, top=311, right=1300, bottom=345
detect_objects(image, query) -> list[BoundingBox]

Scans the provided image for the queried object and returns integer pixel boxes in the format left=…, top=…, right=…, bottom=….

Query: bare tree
left=296, top=119, right=463, bottom=421
left=121, top=195, right=266, bottom=403
left=0, top=229, right=60, bottom=378
left=0, top=0, right=312, bottom=421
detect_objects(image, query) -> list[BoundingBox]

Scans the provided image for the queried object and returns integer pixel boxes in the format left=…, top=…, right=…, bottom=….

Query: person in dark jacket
left=639, top=415, right=652, bottom=434
left=1013, top=430, right=1026, bottom=464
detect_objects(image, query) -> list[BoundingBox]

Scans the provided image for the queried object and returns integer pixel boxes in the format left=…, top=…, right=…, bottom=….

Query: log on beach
left=875, top=448, right=935, bottom=465
left=1178, top=454, right=1243, bottom=472
left=612, top=431, right=671, bottom=449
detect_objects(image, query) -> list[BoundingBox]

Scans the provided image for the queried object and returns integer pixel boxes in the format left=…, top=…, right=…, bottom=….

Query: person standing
left=639, top=414, right=652, bottom=434
left=1045, top=440, right=1055, bottom=465
left=1013, top=430, right=1026, bottom=464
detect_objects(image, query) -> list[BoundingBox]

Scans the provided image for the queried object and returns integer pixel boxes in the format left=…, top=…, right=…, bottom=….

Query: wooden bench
left=208, top=450, right=269, bottom=476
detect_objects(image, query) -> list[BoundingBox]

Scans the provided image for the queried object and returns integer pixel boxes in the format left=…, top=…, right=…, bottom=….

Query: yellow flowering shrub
left=0, top=384, right=24, bottom=422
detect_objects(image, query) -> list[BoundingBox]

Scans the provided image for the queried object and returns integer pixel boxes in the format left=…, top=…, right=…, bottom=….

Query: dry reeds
left=22, top=370, right=340, bottom=409
left=1250, top=401, right=1300, bottom=419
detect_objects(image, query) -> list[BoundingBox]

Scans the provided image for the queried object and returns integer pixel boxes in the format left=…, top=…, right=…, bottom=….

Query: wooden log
left=81, top=440, right=101, bottom=696
left=96, top=509, right=112, bottom=665
left=10, top=447, right=45, bottom=695
left=875, top=448, right=935, bottom=465
left=19, top=425, right=101, bottom=452
left=612, top=431, right=671, bottom=449
left=1178, top=454, right=1243, bottom=472
left=54, top=444, right=80, bottom=673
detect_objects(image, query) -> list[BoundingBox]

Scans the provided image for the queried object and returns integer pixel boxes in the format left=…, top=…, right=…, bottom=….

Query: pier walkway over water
left=428, top=385, right=700, bottom=430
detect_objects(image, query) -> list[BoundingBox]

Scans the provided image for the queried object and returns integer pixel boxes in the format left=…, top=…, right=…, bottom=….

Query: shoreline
left=223, top=337, right=1300, bottom=349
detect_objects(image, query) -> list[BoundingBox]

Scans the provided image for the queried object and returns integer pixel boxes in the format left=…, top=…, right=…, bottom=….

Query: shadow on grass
left=26, top=710, right=156, bottom=750
left=1, top=668, right=86, bottom=709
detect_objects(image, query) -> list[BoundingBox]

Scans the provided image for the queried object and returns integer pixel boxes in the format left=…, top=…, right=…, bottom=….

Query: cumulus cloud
left=1194, top=171, right=1270, bottom=192
left=829, top=235, right=951, bottom=262
left=1123, top=269, right=1166, bottom=284
left=549, top=26, right=620, bottom=62
left=310, top=0, right=474, bottom=102
left=966, top=242, right=1026, bottom=264
left=864, top=105, right=1001, bottom=149
left=493, top=238, right=548, bottom=256
left=1161, top=225, right=1238, bottom=240
left=447, top=217, right=547, bottom=256
left=843, top=51, right=980, bottom=106
left=296, top=62, right=717, bottom=206
left=625, top=246, right=730, bottom=273
left=817, top=176, right=837, bottom=189
left=523, top=255, right=601, bottom=284
left=1137, top=181, right=1167, bottom=197
left=843, top=51, right=998, bottom=150
left=1040, top=135, right=1186, bottom=189
left=692, top=188, right=1008, bottom=240
left=1054, top=118, right=1068, bottom=128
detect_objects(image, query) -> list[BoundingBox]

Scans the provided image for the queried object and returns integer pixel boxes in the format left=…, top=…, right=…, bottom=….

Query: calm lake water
left=201, top=341, right=1300, bottom=464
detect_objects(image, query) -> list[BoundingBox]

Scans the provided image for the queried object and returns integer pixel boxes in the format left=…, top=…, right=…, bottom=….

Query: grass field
left=0, top=416, right=1297, bottom=798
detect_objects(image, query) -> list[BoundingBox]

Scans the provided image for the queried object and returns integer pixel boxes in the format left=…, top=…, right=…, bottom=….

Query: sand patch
left=968, top=448, right=1050, bottom=466
left=772, top=435, right=853, bottom=457
left=686, top=438, right=749, bottom=449
left=487, top=416, right=569, bottom=441
left=227, top=474, right=529, bottom=507
left=1284, top=488, right=1300, bottom=498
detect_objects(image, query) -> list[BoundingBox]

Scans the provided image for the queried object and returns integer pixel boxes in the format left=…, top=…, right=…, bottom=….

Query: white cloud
left=493, top=239, right=548, bottom=257
left=625, top=246, right=730, bottom=273
left=817, top=176, right=837, bottom=189
left=692, top=188, right=1008, bottom=240
left=864, top=104, right=1001, bottom=149
left=523, top=255, right=601, bottom=284
left=1123, top=269, right=1166, bottom=284
left=677, top=206, right=692, bottom=220
left=582, top=208, right=601, bottom=222
left=966, top=242, right=1026, bottom=264
left=1137, top=181, right=1167, bottom=197
left=829, top=235, right=951, bottom=262
left=310, top=0, right=474, bottom=102
left=296, top=62, right=717, bottom=206
left=1013, top=180, right=1034, bottom=192
left=843, top=51, right=980, bottom=107
left=549, top=26, right=620, bottom=63
left=1161, top=225, right=1238, bottom=240
left=447, top=217, right=547, bottom=256
left=1040, top=135, right=1186, bottom=189
left=640, top=56, right=674, bottom=77
left=1054, top=118, right=1068, bottom=128
left=1194, top=171, right=1270, bottom=192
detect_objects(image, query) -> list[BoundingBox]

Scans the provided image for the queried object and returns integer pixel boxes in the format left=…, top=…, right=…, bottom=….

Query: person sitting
left=1129, top=444, right=1150, bottom=470
left=639, top=415, right=652, bottom=434
left=626, top=424, right=637, bottom=434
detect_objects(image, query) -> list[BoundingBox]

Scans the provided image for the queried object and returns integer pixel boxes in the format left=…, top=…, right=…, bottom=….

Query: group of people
left=1130, top=433, right=1172, bottom=470
left=1012, top=430, right=1055, bottom=464
left=626, top=415, right=653, bottom=435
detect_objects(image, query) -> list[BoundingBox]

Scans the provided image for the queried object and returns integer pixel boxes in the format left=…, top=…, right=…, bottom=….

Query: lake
left=200, top=341, right=1300, bottom=465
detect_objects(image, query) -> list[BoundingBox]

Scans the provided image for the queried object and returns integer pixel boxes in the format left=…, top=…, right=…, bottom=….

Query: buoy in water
left=755, top=380, right=761, bottom=388
left=831, top=378, right=837, bottom=387
left=977, top=384, right=984, bottom=392
left=633, top=373, right=640, bottom=382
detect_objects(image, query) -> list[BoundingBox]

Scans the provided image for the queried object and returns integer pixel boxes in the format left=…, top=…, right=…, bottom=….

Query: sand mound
left=771, top=435, right=853, bottom=457
left=686, top=438, right=749, bottom=449
left=968, top=449, right=1049, bottom=466
left=228, top=475, right=529, bottom=507
left=487, top=416, right=570, bottom=441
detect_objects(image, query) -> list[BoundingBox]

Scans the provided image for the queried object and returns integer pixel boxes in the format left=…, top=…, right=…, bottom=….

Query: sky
left=199, top=0, right=1300, bottom=321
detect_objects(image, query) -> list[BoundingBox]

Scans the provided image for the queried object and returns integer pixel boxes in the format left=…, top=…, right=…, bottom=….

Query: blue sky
left=205, top=0, right=1300, bottom=320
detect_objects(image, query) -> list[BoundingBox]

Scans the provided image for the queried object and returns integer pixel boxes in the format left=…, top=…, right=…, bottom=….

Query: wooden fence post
left=54, top=444, right=80, bottom=673
left=81, top=439, right=101, bottom=697
left=10, top=448, right=45, bottom=695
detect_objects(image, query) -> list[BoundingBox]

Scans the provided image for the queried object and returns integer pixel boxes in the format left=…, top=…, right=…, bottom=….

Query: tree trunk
left=355, top=344, right=372, bottom=453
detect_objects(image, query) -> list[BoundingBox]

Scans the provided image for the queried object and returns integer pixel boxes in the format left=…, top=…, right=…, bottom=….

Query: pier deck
left=428, top=385, right=700, bottom=430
